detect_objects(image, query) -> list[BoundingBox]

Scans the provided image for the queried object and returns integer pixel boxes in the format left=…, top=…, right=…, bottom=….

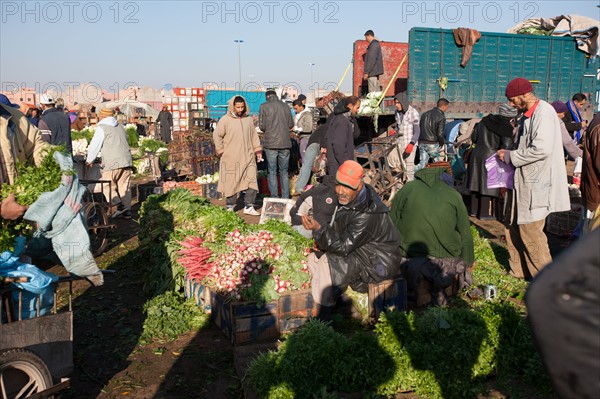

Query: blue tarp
left=206, top=90, right=266, bottom=120
left=1, top=237, right=58, bottom=319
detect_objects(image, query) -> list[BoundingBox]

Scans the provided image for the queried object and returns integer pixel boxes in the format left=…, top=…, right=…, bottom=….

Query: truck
left=205, top=89, right=266, bottom=120
left=350, top=27, right=599, bottom=133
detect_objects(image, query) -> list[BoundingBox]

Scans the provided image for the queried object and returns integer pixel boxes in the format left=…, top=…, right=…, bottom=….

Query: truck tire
left=0, top=348, right=53, bottom=399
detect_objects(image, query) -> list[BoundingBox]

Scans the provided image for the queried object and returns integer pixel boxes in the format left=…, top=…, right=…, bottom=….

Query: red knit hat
left=505, top=78, right=533, bottom=98
left=336, top=160, right=364, bottom=190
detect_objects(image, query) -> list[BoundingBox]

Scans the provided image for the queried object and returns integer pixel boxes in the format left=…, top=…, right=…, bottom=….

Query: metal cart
left=354, top=135, right=407, bottom=206
left=0, top=275, right=84, bottom=398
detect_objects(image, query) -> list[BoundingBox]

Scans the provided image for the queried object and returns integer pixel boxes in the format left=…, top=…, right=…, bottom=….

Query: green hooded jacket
left=390, top=168, right=474, bottom=265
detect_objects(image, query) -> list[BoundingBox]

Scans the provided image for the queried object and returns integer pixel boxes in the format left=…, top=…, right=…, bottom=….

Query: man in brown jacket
left=582, top=112, right=600, bottom=233
left=1, top=103, right=46, bottom=220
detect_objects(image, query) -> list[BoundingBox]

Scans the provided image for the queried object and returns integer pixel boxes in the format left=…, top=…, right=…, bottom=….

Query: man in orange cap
left=497, top=77, right=569, bottom=280
left=301, top=160, right=402, bottom=319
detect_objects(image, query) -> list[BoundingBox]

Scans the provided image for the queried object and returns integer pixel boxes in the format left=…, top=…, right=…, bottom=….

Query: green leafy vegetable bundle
left=1, top=146, right=68, bottom=252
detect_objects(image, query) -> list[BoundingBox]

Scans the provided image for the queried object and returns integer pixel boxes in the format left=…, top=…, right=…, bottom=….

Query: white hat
left=39, top=94, right=55, bottom=105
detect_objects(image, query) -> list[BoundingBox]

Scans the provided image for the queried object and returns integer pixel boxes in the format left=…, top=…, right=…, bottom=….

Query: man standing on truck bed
left=416, top=98, right=449, bottom=172
left=363, top=30, right=384, bottom=93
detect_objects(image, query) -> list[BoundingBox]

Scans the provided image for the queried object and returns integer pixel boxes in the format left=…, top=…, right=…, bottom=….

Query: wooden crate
left=546, top=205, right=582, bottom=237
left=409, top=275, right=459, bottom=307
left=184, top=277, right=316, bottom=345
left=367, top=278, right=407, bottom=322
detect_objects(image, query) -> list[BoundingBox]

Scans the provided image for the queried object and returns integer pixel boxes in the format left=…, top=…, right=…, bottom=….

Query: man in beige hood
left=213, top=96, right=263, bottom=215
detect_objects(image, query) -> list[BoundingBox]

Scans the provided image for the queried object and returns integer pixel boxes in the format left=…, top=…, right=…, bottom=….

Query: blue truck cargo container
left=206, top=89, right=266, bottom=120
left=407, top=27, right=599, bottom=120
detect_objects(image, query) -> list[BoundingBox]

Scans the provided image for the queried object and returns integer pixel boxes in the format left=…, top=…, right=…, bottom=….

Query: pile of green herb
left=139, top=291, right=209, bottom=345
left=248, top=303, right=552, bottom=399
left=1, top=146, right=69, bottom=252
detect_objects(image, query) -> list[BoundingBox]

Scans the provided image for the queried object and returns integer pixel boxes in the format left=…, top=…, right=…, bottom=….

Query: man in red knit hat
left=497, top=78, right=569, bottom=280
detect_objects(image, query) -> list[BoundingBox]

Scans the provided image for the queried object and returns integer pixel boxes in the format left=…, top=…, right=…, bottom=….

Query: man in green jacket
left=390, top=167, right=474, bottom=306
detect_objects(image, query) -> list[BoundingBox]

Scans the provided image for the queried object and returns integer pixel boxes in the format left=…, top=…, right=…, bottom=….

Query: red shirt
left=524, top=100, right=540, bottom=118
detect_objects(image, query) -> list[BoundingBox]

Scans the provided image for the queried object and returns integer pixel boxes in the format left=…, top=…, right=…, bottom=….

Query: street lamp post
left=234, top=39, right=244, bottom=91
left=308, top=63, right=316, bottom=101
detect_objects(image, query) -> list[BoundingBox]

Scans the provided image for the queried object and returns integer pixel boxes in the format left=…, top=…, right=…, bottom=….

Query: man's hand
left=216, top=148, right=224, bottom=156
left=582, top=120, right=588, bottom=129
left=402, top=143, right=414, bottom=159
left=497, top=149, right=506, bottom=163
left=363, top=73, right=368, bottom=80
left=1, top=193, right=28, bottom=220
left=301, top=215, right=321, bottom=231
left=256, top=152, right=263, bottom=163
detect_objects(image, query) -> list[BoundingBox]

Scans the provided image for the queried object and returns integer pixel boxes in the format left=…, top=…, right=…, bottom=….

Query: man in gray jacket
left=259, top=90, right=294, bottom=198
left=363, top=30, right=384, bottom=93
left=497, top=78, right=570, bottom=279
left=86, top=108, right=134, bottom=218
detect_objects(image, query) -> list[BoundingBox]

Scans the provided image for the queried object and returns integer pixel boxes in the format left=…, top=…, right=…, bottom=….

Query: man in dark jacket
left=156, top=105, right=173, bottom=144
left=390, top=167, right=474, bottom=306
left=259, top=90, right=294, bottom=198
left=563, top=93, right=587, bottom=143
left=323, top=96, right=361, bottom=175
left=363, top=30, right=384, bottom=93
left=38, top=94, right=72, bottom=153
left=301, top=160, right=402, bottom=315
left=416, top=98, right=449, bottom=172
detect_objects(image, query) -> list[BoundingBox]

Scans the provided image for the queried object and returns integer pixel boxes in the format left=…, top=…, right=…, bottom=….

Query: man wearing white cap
left=38, top=94, right=72, bottom=153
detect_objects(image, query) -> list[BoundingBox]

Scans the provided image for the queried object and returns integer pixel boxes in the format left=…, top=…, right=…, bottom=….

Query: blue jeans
left=416, top=143, right=443, bottom=172
left=295, top=142, right=320, bottom=193
left=265, top=148, right=290, bottom=198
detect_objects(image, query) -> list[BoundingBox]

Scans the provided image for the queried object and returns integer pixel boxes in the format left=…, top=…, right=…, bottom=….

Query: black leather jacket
left=314, top=184, right=402, bottom=293
left=418, top=107, right=446, bottom=146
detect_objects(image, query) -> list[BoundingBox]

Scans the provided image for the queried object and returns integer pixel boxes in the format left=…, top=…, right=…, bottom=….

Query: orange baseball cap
left=336, top=160, right=364, bottom=190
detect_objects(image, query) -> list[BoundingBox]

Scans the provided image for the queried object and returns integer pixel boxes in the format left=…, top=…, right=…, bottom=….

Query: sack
left=312, top=153, right=327, bottom=175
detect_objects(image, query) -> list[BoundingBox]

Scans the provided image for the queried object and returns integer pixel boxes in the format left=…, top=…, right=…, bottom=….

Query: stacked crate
left=167, top=130, right=219, bottom=180
left=163, top=87, right=205, bottom=133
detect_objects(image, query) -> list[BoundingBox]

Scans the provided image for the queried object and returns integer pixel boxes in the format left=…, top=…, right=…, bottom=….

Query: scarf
left=567, top=100, right=583, bottom=144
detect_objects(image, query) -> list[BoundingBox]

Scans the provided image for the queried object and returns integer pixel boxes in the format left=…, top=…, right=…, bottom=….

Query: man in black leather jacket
left=416, top=98, right=449, bottom=171
left=301, top=160, right=402, bottom=317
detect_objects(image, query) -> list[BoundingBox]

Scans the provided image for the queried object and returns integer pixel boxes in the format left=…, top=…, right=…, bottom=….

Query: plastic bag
left=312, top=153, right=327, bottom=176
left=485, top=153, right=514, bottom=189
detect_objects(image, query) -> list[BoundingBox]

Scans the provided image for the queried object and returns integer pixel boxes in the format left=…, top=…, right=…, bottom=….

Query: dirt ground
left=50, top=179, right=565, bottom=399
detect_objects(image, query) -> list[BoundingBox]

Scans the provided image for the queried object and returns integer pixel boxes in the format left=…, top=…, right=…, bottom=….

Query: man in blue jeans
left=259, top=90, right=294, bottom=198
left=295, top=121, right=328, bottom=194
left=416, top=98, right=449, bottom=172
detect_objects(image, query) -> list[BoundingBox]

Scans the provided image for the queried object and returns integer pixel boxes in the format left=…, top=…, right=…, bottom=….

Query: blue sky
left=1, top=0, right=598, bottom=95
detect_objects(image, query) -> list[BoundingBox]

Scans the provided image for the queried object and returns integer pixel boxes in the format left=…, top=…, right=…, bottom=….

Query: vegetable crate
left=367, top=278, right=407, bottom=323
left=184, top=278, right=317, bottom=346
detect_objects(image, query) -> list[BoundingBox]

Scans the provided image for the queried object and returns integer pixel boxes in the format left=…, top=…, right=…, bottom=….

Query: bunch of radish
left=204, top=230, right=307, bottom=300
left=177, top=236, right=214, bottom=281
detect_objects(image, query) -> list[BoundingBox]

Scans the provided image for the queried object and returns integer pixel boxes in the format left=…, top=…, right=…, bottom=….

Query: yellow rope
left=335, top=61, right=353, bottom=92
left=375, top=54, right=407, bottom=108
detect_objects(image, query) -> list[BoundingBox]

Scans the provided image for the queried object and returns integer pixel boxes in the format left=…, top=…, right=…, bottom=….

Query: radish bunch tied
left=177, top=236, right=214, bottom=282
left=203, top=230, right=311, bottom=302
